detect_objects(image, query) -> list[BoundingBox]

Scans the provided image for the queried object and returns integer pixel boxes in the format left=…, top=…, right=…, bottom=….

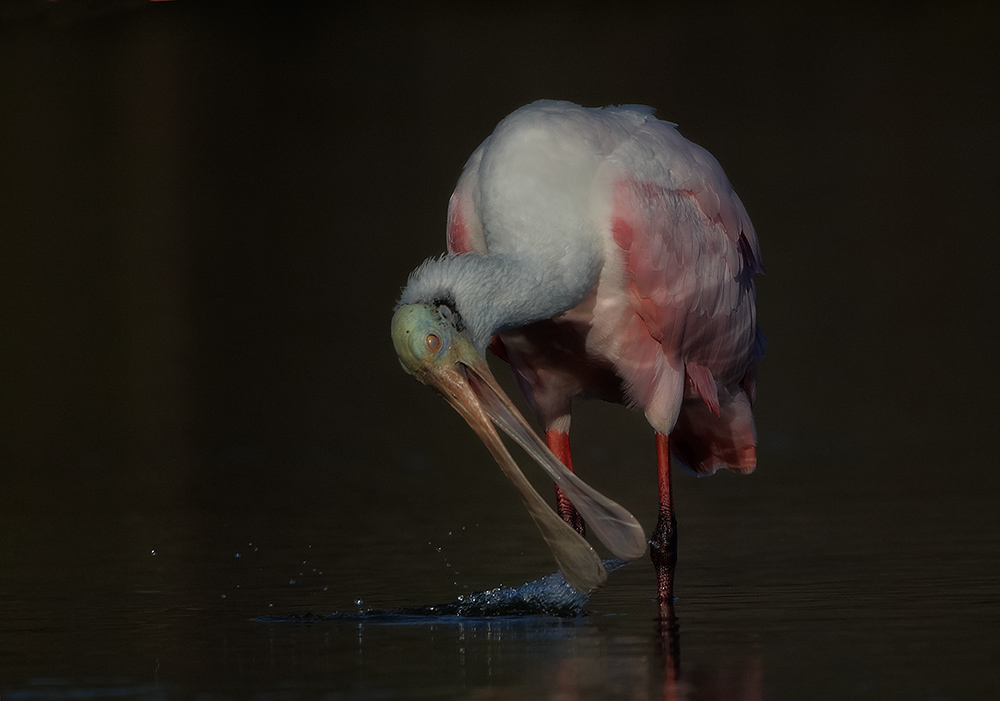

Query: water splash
left=256, top=558, right=628, bottom=622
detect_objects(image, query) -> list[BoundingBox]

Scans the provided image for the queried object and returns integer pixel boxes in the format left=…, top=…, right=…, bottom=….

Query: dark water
left=3, top=2, right=999, bottom=699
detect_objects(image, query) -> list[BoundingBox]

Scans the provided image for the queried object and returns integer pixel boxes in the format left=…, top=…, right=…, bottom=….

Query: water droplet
left=323, top=586, right=328, bottom=592
left=221, top=594, right=226, bottom=599
left=289, top=579, right=297, bottom=585
left=235, top=553, right=241, bottom=559
left=150, top=550, right=157, bottom=556
left=269, top=603, right=274, bottom=608
left=354, top=598, right=364, bottom=607
left=436, top=547, right=442, bottom=553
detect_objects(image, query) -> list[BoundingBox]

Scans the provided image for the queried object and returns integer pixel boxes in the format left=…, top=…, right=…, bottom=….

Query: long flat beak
left=415, top=335, right=647, bottom=593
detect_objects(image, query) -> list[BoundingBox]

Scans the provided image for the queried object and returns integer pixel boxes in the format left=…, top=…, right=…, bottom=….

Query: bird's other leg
left=545, top=429, right=586, bottom=536
left=650, top=431, right=678, bottom=619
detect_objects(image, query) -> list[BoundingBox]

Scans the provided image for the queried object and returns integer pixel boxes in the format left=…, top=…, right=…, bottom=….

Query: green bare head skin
left=391, top=303, right=477, bottom=380
left=391, top=304, right=448, bottom=376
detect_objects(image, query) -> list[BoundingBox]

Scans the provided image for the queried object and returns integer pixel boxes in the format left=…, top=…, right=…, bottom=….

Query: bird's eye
left=425, top=334, right=442, bottom=353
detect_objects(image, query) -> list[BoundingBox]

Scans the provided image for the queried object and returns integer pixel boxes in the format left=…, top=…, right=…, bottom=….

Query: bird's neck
left=398, top=251, right=600, bottom=353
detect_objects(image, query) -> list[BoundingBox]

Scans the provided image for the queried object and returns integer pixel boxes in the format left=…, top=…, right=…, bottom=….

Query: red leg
left=651, top=432, right=678, bottom=618
left=546, top=430, right=586, bottom=536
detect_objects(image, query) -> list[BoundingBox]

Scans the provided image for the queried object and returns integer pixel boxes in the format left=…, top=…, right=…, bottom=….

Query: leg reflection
left=655, top=573, right=681, bottom=700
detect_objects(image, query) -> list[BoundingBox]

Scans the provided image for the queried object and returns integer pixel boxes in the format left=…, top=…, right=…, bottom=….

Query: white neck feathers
left=398, top=251, right=600, bottom=353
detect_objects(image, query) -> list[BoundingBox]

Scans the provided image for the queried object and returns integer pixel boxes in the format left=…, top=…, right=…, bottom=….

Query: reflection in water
left=333, top=608, right=757, bottom=701
left=657, top=608, right=682, bottom=700
left=255, top=556, right=762, bottom=700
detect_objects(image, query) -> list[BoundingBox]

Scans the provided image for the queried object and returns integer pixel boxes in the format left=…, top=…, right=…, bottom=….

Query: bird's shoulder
left=603, top=120, right=763, bottom=282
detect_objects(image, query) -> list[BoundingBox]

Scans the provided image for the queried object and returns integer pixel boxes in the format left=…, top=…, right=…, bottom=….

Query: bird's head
left=391, top=301, right=646, bottom=594
left=391, top=302, right=470, bottom=380
left=391, top=302, right=511, bottom=455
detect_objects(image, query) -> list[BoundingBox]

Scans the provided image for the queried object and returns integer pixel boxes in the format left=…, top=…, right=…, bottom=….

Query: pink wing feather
left=609, top=128, right=763, bottom=474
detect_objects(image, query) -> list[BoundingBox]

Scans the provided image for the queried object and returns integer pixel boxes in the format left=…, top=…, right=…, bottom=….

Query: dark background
left=2, top=1, right=998, bottom=698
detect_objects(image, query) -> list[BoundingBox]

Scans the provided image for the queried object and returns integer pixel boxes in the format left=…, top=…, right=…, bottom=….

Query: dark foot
left=649, top=507, right=677, bottom=618
left=555, top=486, right=586, bottom=536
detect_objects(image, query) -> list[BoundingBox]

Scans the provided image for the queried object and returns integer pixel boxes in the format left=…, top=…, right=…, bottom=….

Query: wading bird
left=391, top=100, right=764, bottom=615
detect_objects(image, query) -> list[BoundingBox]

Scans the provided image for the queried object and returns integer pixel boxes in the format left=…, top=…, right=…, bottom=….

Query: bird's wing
left=606, top=121, right=762, bottom=382
left=604, top=123, right=762, bottom=472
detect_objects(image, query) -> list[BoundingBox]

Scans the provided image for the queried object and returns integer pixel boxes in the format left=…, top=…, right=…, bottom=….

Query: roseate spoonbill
left=391, top=100, right=764, bottom=613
